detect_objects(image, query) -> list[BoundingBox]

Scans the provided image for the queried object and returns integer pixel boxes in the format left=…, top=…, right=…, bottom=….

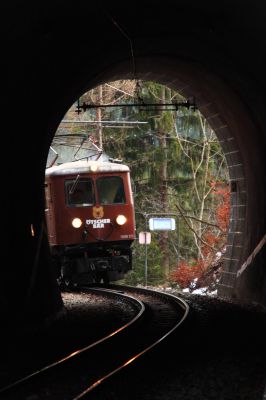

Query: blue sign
left=149, top=217, right=176, bottom=231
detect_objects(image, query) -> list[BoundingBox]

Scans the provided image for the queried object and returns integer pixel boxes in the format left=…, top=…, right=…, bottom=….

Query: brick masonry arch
left=64, top=56, right=263, bottom=303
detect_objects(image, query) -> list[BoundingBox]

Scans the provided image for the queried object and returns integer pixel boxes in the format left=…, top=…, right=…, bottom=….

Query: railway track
left=0, top=285, right=189, bottom=399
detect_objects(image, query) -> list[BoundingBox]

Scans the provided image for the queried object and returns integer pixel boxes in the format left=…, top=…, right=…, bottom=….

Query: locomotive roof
left=45, top=160, right=130, bottom=177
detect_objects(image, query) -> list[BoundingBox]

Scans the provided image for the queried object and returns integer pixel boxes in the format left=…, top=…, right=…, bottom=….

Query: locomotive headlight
left=116, top=214, right=127, bottom=226
left=90, top=164, right=98, bottom=172
left=72, top=218, right=82, bottom=228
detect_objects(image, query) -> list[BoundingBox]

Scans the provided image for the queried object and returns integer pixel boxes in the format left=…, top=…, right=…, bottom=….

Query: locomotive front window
left=96, top=176, right=126, bottom=204
left=65, top=179, right=95, bottom=206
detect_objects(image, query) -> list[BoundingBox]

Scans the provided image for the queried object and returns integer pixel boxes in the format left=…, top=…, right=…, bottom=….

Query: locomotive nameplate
left=86, top=218, right=111, bottom=229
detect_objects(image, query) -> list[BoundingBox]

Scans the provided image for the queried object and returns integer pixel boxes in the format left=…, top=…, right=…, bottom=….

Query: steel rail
left=72, top=284, right=189, bottom=399
left=0, top=288, right=145, bottom=396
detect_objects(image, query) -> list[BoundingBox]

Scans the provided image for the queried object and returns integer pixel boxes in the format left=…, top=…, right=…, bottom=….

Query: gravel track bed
left=129, top=290, right=266, bottom=400
left=0, top=290, right=137, bottom=389
left=1, top=289, right=265, bottom=399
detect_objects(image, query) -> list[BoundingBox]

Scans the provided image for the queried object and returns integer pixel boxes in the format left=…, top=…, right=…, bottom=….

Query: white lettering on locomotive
left=86, top=218, right=111, bottom=229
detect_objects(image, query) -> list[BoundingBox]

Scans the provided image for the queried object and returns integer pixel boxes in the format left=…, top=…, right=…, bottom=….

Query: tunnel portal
left=3, top=1, right=266, bottom=325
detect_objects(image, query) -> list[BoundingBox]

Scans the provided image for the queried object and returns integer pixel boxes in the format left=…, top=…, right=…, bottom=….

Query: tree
left=53, top=79, right=230, bottom=288
left=171, top=181, right=230, bottom=291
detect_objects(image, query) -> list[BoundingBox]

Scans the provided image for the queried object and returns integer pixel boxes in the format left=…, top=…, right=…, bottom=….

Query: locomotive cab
left=45, top=160, right=136, bottom=285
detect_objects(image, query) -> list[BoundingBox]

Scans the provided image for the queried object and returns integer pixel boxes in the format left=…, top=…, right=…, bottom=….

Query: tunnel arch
left=46, top=54, right=264, bottom=304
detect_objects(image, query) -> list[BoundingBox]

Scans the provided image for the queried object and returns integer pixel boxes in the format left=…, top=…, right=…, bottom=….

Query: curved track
left=0, top=285, right=189, bottom=399
left=73, top=284, right=189, bottom=399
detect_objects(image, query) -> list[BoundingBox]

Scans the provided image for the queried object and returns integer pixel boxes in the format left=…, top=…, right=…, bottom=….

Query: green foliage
left=124, top=238, right=168, bottom=286
left=59, top=80, right=229, bottom=286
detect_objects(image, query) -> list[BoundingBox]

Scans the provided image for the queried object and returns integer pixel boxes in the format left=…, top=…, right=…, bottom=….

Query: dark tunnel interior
left=2, top=0, right=266, bottom=326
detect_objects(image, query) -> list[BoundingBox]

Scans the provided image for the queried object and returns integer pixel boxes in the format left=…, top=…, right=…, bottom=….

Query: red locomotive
left=45, top=159, right=136, bottom=285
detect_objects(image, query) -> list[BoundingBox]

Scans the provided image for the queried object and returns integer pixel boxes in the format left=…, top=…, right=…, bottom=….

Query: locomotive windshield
left=65, top=176, right=126, bottom=206
left=65, top=179, right=95, bottom=206
left=96, top=176, right=126, bottom=204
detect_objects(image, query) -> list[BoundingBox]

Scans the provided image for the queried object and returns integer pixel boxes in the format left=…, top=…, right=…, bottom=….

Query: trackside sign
left=149, top=217, right=176, bottom=231
left=139, top=231, right=151, bottom=244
